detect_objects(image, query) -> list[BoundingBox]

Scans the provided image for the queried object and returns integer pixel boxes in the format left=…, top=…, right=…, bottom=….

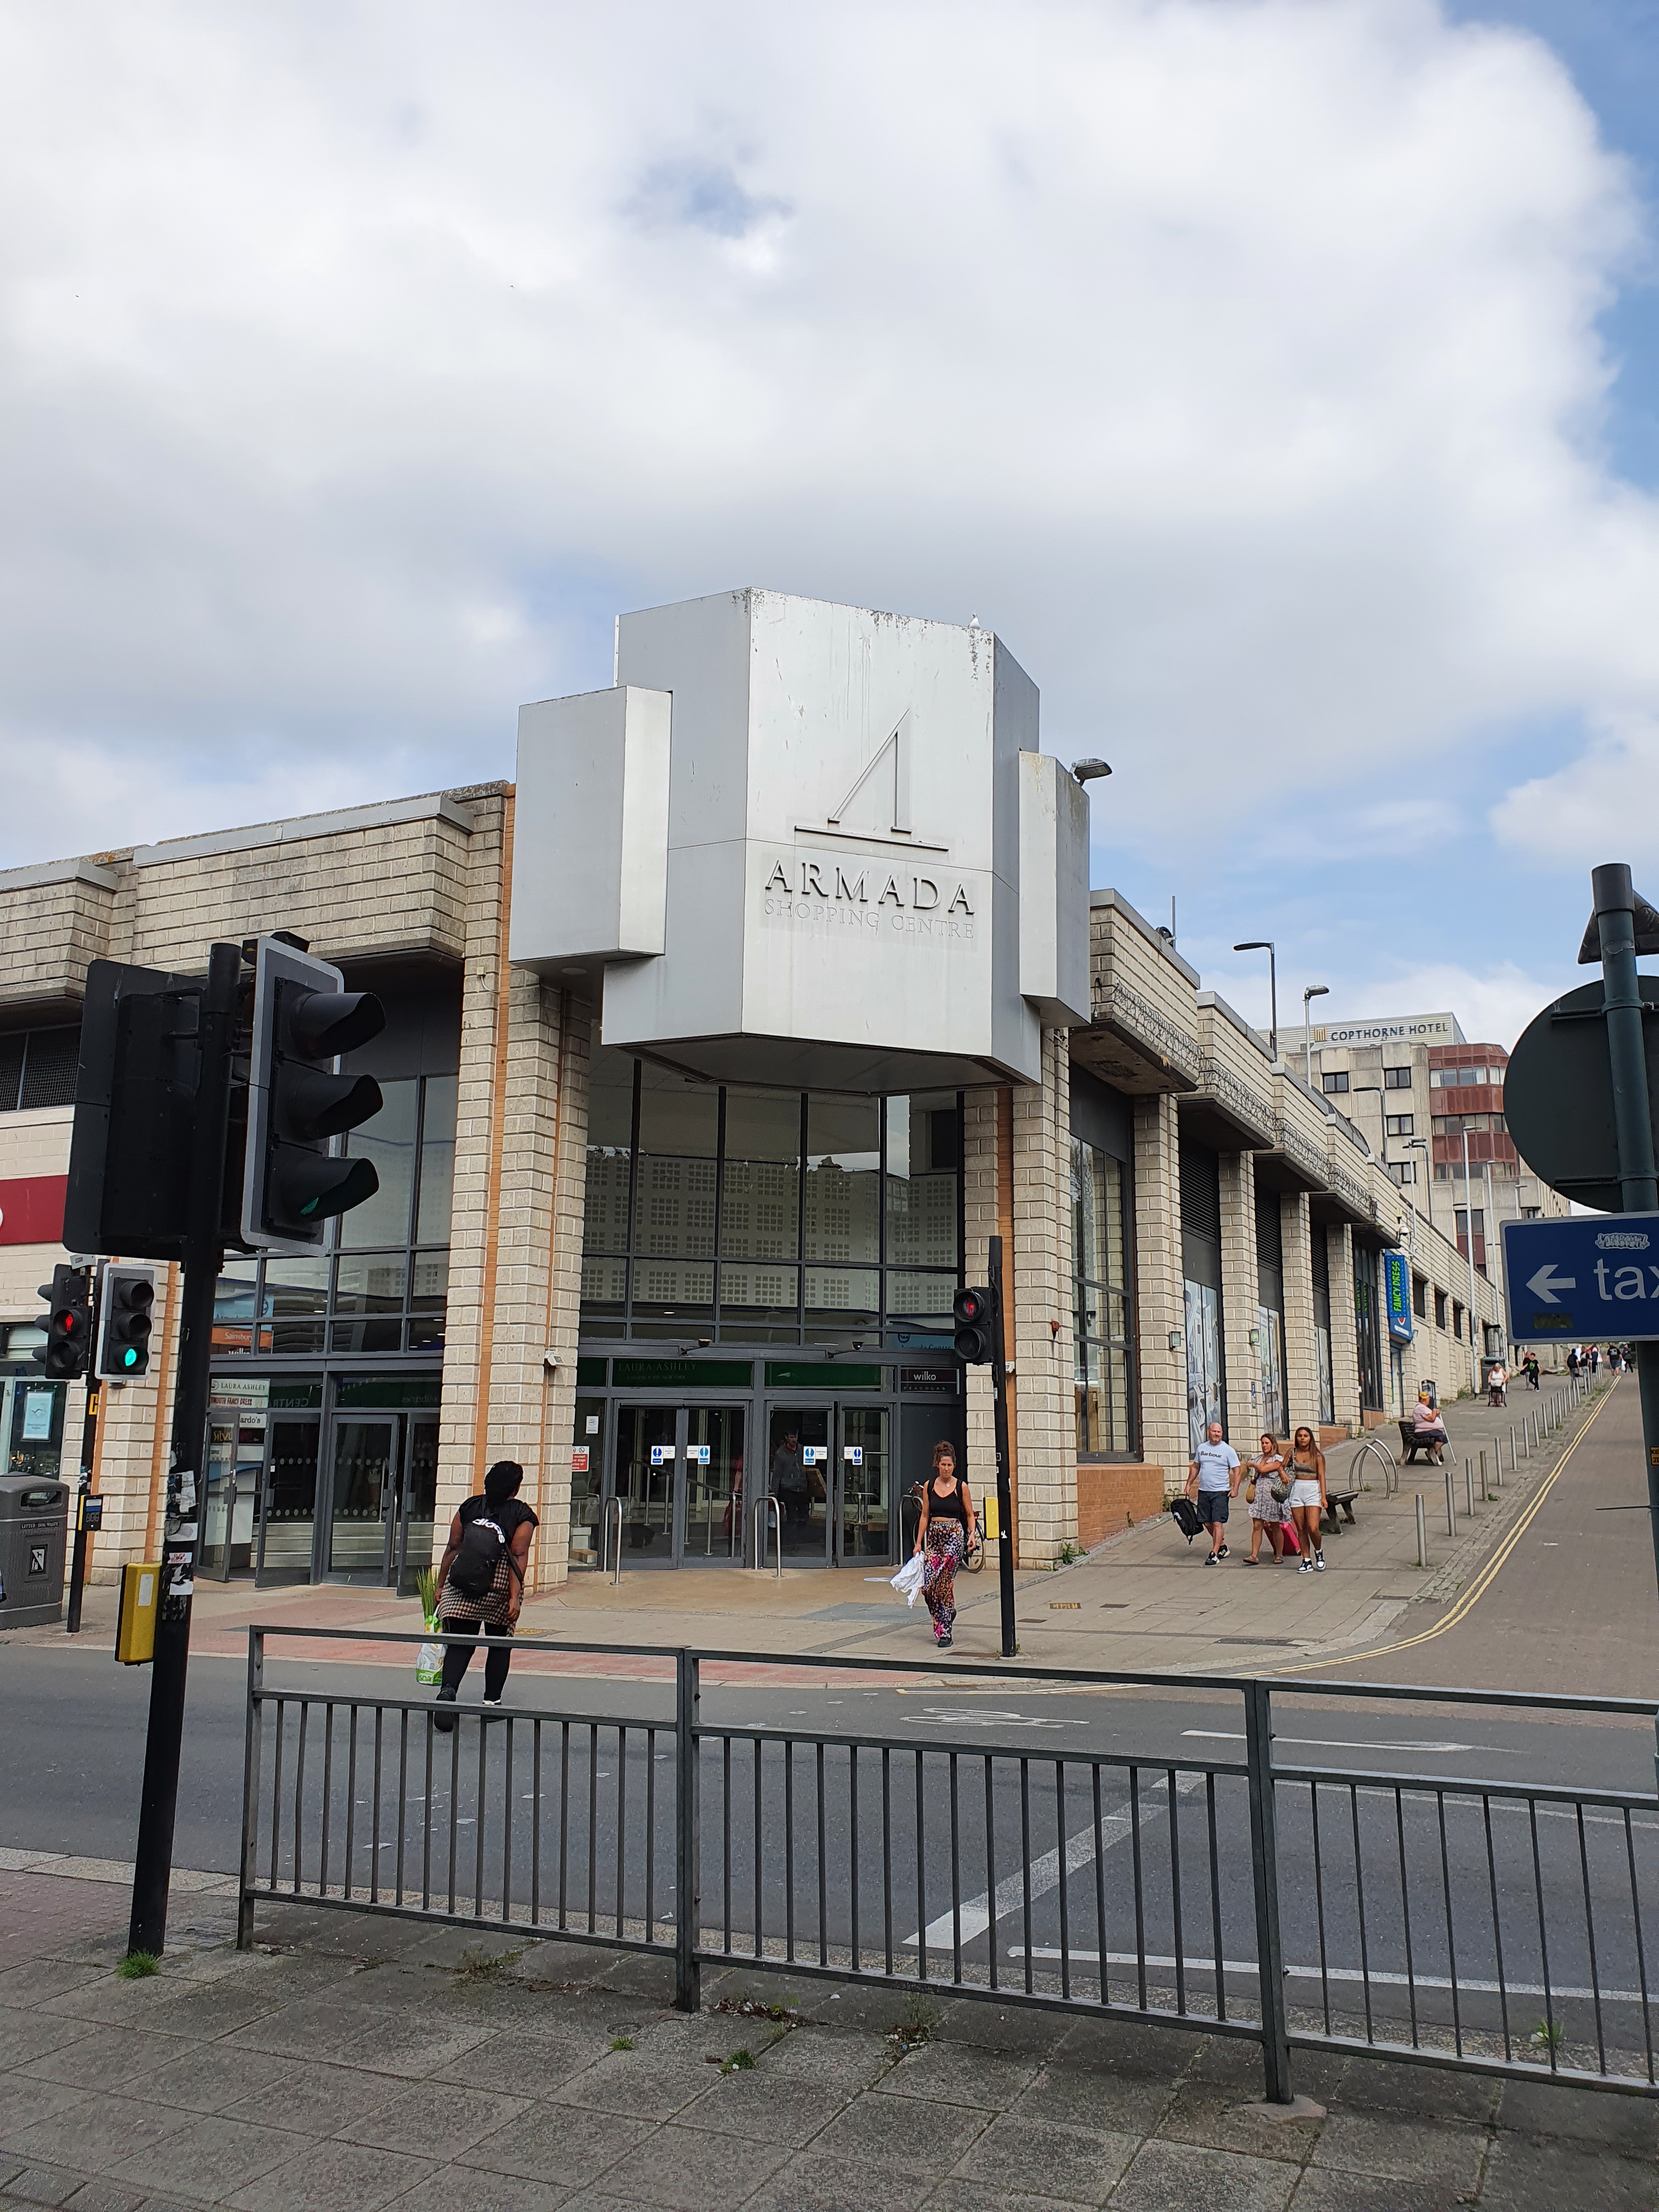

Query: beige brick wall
left=1327, top=1224, right=1361, bottom=1432
left=1279, top=1191, right=1320, bottom=1434
left=0, top=871, right=116, bottom=1008
left=1009, top=1026, right=1075, bottom=1565
left=1218, top=1152, right=1259, bottom=1447
left=1132, top=1093, right=1187, bottom=1486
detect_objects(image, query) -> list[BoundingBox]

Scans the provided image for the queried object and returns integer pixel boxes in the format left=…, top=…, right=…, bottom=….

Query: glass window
left=334, top=1253, right=407, bottom=1312
left=262, top=1257, right=329, bottom=1352
left=415, top=1074, right=457, bottom=1246
left=1321, top=1070, right=1349, bottom=1094
left=1386, top=1114, right=1413, bottom=1137
left=721, top=1091, right=800, bottom=1260
left=0, top=1033, right=22, bottom=1111
left=885, top=1093, right=961, bottom=1268
left=1074, top=1142, right=1135, bottom=1457
left=340, top=1078, right=419, bottom=1249
left=634, top=1063, right=718, bottom=1256
left=584, top=1048, right=636, bottom=1255
left=805, top=1097, right=880, bottom=1266
left=1383, top=1066, right=1412, bottom=1090
left=213, top=1261, right=261, bottom=1353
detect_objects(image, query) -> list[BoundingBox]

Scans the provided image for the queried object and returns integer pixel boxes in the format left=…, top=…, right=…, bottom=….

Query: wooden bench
left=1397, top=1418, right=1447, bottom=1465
left=1322, top=1488, right=1361, bottom=1533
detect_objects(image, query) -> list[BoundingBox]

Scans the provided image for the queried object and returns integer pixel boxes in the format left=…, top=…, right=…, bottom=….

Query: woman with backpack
left=431, top=1460, right=538, bottom=1730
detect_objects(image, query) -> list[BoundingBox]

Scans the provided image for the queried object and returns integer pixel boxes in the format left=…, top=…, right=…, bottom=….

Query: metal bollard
left=1466, top=1459, right=1476, bottom=1516
left=1445, top=1464, right=1457, bottom=1535
left=1416, top=1492, right=1427, bottom=1569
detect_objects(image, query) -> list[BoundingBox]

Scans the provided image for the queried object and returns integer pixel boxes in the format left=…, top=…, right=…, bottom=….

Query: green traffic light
left=122, top=1347, right=139, bottom=1369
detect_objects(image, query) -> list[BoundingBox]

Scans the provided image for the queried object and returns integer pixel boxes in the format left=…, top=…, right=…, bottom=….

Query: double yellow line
left=1274, top=1383, right=1618, bottom=1674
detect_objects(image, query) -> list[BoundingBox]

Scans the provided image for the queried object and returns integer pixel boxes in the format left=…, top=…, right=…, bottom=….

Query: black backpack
left=1169, top=1496, right=1205, bottom=1543
left=449, top=1512, right=512, bottom=1600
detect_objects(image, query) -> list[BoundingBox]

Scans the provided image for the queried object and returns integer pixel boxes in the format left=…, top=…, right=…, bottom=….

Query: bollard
left=1466, top=1459, right=1476, bottom=1516
left=1416, top=1492, right=1427, bottom=1569
left=1446, top=1464, right=1457, bottom=1535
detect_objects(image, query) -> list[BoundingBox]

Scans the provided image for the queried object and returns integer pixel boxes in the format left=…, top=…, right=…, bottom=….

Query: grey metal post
left=1466, top=1460, right=1476, bottom=1516
left=1242, top=1678, right=1293, bottom=2103
left=1591, top=864, right=1659, bottom=1601
left=1445, top=1465, right=1457, bottom=1535
left=1415, top=1493, right=1427, bottom=1568
left=674, top=1647, right=701, bottom=2012
left=237, top=1628, right=264, bottom=1950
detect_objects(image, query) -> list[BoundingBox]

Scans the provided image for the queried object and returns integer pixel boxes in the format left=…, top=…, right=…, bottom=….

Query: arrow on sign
left=1526, top=1264, right=1576, bottom=1305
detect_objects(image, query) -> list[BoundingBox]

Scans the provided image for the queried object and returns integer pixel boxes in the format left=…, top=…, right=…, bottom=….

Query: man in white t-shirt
left=1186, top=1421, right=1241, bottom=1565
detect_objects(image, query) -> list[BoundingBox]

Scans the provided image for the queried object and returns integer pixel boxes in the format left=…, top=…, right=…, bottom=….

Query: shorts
left=1289, top=1479, right=1322, bottom=1510
left=1196, top=1491, right=1229, bottom=1523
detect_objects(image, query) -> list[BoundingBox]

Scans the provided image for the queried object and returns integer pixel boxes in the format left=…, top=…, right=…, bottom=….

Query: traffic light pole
left=1589, top=865, right=1659, bottom=1607
left=988, top=1235, right=1017, bottom=1659
left=128, top=941, right=239, bottom=1959
left=64, top=1369, right=99, bottom=1637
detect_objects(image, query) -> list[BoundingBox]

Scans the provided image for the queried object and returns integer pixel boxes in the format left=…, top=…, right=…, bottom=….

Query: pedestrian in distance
left=1285, top=1425, right=1328, bottom=1573
left=1487, top=1360, right=1508, bottom=1408
left=1186, top=1420, right=1240, bottom=1565
left=770, top=1428, right=811, bottom=1527
left=1244, top=1432, right=1290, bottom=1563
left=431, top=1460, right=538, bottom=1731
left=1568, top=1347, right=1581, bottom=1379
left=913, top=1441, right=974, bottom=1649
left=1525, top=1353, right=1541, bottom=1390
left=1590, top=1345, right=1601, bottom=1376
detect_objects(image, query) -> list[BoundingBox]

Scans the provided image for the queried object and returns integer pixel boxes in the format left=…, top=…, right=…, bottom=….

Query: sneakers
left=1314, top=1552, right=1327, bottom=1572
left=432, top=1686, right=458, bottom=1733
left=1204, top=1552, right=1221, bottom=1566
left=1217, top=1545, right=1230, bottom=1560
left=937, top=1633, right=953, bottom=1649
left=1297, top=1559, right=1311, bottom=1574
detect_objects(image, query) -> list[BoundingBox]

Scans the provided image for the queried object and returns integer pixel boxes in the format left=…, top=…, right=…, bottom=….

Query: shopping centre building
left=0, top=589, right=1513, bottom=1596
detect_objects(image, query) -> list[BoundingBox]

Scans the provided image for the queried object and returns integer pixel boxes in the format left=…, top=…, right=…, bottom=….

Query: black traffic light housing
left=97, top=1263, right=157, bottom=1379
left=64, top=960, right=210, bottom=1261
left=241, top=935, right=386, bottom=1251
left=954, top=1283, right=1000, bottom=1365
left=35, top=1265, right=92, bottom=1379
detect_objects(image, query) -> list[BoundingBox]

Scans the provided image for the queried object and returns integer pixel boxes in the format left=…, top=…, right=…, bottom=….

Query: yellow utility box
left=981, top=1492, right=999, bottom=1542
left=115, top=1561, right=160, bottom=1664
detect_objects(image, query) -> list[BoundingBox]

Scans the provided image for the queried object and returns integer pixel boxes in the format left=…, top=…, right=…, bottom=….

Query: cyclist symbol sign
left=1500, top=1212, right=1659, bottom=1342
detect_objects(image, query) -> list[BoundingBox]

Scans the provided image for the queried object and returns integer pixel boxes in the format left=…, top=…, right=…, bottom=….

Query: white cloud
left=0, top=1, right=1654, bottom=867
left=1346, top=960, right=1561, bottom=1049
left=1491, top=712, right=1659, bottom=870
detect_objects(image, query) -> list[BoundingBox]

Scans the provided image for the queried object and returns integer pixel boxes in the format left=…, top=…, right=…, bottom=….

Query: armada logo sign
left=762, top=856, right=974, bottom=916
left=798, top=709, right=951, bottom=855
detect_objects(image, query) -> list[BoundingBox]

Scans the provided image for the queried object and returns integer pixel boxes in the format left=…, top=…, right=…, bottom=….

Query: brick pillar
left=86, top=1259, right=180, bottom=1582
left=1219, top=1152, right=1259, bottom=1448
left=962, top=1087, right=1000, bottom=1531
left=1009, top=1027, right=1075, bottom=1566
left=1279, top=1190, right=1318, bottom=1438
left=1133, top=1093, right=1187, bottom=1490
left=1328, top=1222, right=1361, bottom=1435
left=436, top=789, right=511, bottom=1541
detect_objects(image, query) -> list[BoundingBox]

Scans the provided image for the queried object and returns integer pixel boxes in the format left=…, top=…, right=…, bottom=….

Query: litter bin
left=0, top=1473, right=70, bottom=1629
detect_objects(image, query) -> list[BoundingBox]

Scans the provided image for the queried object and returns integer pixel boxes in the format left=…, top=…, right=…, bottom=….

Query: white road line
left=909, top=1707, right=1089, bottom=1730
left=905, top=1770, right=1204, bottom=1950
left=1182, top=1730, right=1514, bottom=1755
left=1009, top=1948, right=1653, bottom=2007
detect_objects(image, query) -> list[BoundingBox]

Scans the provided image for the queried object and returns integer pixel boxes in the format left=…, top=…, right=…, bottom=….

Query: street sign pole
left=988, top=1234, right=1017, bottom=1660
left=1592, top=864, right=1659, bottom=1601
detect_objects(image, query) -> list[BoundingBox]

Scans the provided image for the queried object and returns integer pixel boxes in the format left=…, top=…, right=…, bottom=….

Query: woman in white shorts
left=1286, top=1425, right=1327, bottom=1574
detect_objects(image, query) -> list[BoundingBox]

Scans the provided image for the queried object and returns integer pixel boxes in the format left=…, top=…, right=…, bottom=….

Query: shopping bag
left=889, top=1553, right=927, bottom=1607
left=416, top=1613, right=444, bottom=1684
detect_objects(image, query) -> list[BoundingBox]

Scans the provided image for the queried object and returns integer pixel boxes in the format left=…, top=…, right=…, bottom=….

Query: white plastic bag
left=416, top=1615, right=444, bottom=1685
left=890, top=1553, right=927, bottom=1607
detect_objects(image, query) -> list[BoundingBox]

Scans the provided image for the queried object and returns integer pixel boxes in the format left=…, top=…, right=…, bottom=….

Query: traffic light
left=241, top=936, right=386, bottom=1251
left=64, top=960, right=207, bottom=1261
left=954, top=1283, right=1000, bottom=1365
left=35, top=1265, right=92, bottom=1379
left=97, top=1264, right=157, bottom=1379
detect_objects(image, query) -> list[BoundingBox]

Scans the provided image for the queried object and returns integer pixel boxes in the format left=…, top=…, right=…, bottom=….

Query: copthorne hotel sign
left=511, top=589, right=1091, bottom=1092
left=1283, top=1010, right=1468, bottom=1052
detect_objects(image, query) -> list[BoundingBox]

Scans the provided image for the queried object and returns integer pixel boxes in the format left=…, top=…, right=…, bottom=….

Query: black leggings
left=439, top=1618, right=514, bottom=1699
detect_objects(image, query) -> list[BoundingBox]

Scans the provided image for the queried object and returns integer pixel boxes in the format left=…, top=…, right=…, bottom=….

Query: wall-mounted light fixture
left=1167, top=1329, right=1182, bottom=1353
left=1249, top=1328, right=1261, bottom=1348
left=1071, top=758, right=1112, bottom=785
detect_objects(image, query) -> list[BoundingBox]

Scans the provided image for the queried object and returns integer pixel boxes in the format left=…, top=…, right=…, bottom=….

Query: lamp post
left=1234, top=941, right=1278, bottom=1062
left=1405, top=1134, right=1429, bottom=1224
left=1460, top=1125, right=1480, bottom=1395
left=1302, top=985, right=1329, bottom=1091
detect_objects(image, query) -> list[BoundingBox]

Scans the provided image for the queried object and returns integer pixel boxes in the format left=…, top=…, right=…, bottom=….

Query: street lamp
left=1302, top=985, right=1329, bottom=1091
left=1460, top=1124, right=1480, bottom=1395
left=1404, top=1134, right=1429, bottom=1223
left=1234, top=941, right=1278, bottom=1061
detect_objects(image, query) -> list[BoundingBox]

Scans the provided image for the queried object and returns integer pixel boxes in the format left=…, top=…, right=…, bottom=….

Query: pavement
left=5, top=1377, right=1627, bottom=1690
left=3, top=1856, right=1656, bottom=2211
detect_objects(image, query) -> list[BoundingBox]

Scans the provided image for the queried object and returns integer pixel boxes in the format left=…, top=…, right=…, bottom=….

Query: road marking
left=1182, top=1730, right=1515, bottom=1756
left=1272, top=1383, right=1616, bottom=1674
left=904, top=1771, right=1203, bottom=1949
left=1008, top=1949, right=1651, bottom=2006
left=907, top=1707, right=1089, bottom=1729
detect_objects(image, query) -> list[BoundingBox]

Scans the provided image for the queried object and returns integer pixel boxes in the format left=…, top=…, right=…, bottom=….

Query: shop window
left=1073, top=1142, right=1135, bottom=1457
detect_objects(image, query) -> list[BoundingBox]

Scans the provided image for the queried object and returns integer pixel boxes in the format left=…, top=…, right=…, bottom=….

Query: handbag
left=1270, top=1471, right=1293, bottom=1504
left=890, top=1553, right=927, bottom=1607
left=1244, top=1478, right=1257, bottom=1505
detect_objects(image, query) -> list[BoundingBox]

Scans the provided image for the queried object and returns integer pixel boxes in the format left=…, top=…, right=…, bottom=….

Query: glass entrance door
left=326, top=1416, right=399, bottom=1579
left=684, top=1405, right=746, bottom=1564
left=396, top=1417, right=438, bottom=1593
left=613, top=1404, right=676, bottom=1561
left=257, top=1413, right=323, bottom=1583
left=764, top=1403, right=892, bottom=1565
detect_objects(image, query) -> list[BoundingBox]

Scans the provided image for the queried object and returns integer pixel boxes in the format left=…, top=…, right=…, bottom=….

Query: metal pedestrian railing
left=238, top=1627, right=1658, bottom=2103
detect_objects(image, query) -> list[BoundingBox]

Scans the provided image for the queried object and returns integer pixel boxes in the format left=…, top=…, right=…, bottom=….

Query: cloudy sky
left=3, top=0, right=1657, bottom=1048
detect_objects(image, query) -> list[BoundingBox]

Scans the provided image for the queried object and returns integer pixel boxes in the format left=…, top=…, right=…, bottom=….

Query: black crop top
left=926, top=1477, right=970, bottom=1529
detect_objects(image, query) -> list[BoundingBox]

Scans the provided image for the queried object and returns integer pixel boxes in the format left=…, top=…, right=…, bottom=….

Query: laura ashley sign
left=511, top=589, right=1087, bottom=1091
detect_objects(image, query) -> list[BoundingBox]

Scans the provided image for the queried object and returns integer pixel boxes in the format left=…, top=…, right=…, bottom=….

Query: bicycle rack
left=750, top=1495, right=783, bottom=1578
left=1348, top=1434, right=1397, bottom=1499
left=600, top=1497, right=624, bottom=1586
